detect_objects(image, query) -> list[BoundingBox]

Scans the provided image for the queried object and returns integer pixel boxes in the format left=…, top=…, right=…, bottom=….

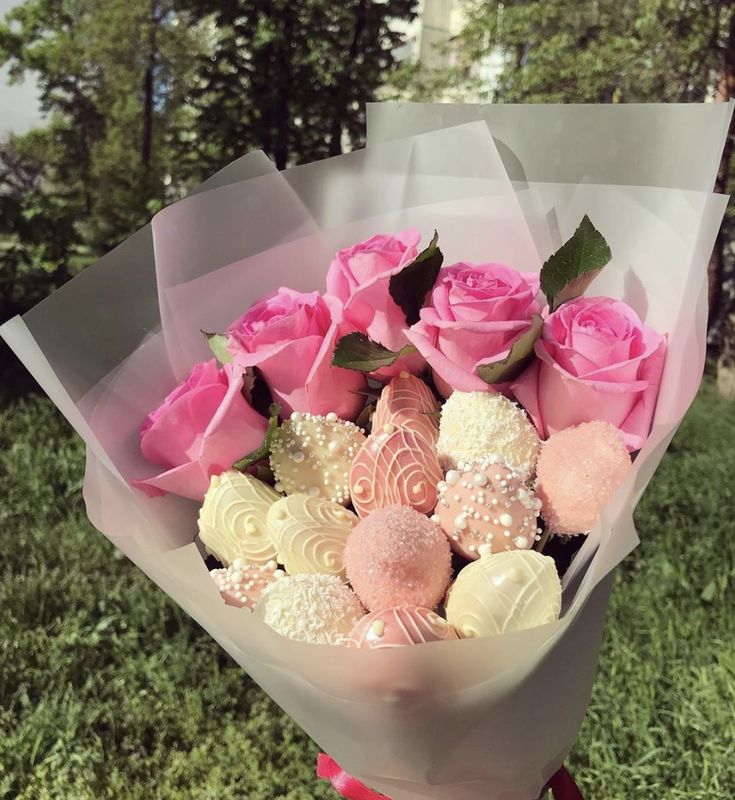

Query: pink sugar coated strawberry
left=344, top=505, right=452, bottom=611
left=535, top=420, right=632, bottom=534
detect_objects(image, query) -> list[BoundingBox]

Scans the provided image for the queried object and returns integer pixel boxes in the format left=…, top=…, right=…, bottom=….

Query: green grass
left=0, top=379, right=733, bottom=799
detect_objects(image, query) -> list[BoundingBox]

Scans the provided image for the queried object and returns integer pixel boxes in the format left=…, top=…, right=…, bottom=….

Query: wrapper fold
left=2, top=104, right=731, bottom=800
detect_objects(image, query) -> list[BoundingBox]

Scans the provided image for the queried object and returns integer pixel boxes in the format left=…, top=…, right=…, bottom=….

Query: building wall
left=417, top=0, right=463, bottom=70
left=397, top=0, right=501, bottom=101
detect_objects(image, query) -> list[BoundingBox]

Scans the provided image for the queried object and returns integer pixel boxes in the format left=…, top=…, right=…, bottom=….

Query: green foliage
left=571, top=376, right=735, bottom=798
left=476, top=313, right=542, bottom=384
left=180, top=0, right=417, bottom=173
left=203, top=332, right=233, bottom=364
left=233, top=402, right=281, bottom=471
left=454, top=1, right=735, bottom=349
left=0, top=134, right=82, bottom=319
left=331, top=331, right=417, bottom=371
left=0, top=0, right=418, bottom=326
left=0, top=0, right=203, bottom=251
left=459, top=0, right=730, bottom=104
left=0, top=382, right=733, bottom=796
left=0, top=390, right=333, bottom=799
left=0, top=0, right=206, bottom=324
left=388, top=229, right=442, bottom=326
left=540, top=215, right=611, bottom=311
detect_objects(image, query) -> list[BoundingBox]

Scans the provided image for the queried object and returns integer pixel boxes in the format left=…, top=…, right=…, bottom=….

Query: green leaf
left=331, top=332, right=417, bottom=372
left=202, top=330, right=232, bottom=364
left=233, top=403, right=281, bottom=471
left=540, top=215, right=612, bottom=311
left=388, top=230, right=443, bottom=325
left=476, top=314, right=544, bottom=385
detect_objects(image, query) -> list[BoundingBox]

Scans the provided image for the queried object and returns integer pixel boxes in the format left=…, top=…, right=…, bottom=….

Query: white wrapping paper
left=1, top=105, right=731, bottom=800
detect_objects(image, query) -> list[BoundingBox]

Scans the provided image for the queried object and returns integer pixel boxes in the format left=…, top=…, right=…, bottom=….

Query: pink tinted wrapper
left=2, top=103, right=732, bottom=799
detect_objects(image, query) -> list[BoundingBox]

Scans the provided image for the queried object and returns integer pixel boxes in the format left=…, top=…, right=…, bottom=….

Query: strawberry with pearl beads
left=210, top=559, right=285, bottom=609
left=432, top=460, right=542, bottom=559
left=269, top=411, right=366, bottom=505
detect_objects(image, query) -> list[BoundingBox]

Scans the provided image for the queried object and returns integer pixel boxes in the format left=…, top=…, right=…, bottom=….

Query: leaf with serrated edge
left=233, top=403, right=281, bottom=470
left=388, top=230, right=443, bottom=325
left=540, top=215, right=611, bottom=311
left=476, top=314, right=543, bottom=385
left=202, top=330, right=233, bottom=364
left=331, top=332, right=417, bottom=372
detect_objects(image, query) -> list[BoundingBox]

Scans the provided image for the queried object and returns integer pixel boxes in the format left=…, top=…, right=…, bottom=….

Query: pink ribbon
left=317, top=754, right=389, bottom=799
left=317, top=754, right=584, bottom=800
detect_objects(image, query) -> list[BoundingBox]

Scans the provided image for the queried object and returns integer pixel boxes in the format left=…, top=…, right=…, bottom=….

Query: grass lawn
left=0, top=377, right=733, bottom=799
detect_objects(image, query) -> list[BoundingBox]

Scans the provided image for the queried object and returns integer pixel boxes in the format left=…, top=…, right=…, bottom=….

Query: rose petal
left=325, top=231, right=422, bottom=354
left=132, top=461, right=215, bottom=502
left=405, top=321, right=491, bottom=396
left=303, top=323, right=367, bottom=419
left=141, top=382, right=228, bottom=468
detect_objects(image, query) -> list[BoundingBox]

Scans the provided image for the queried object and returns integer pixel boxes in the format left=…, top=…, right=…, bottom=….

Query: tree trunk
left=142, top=0, right=158, bottom=171
left=328, top=0, right=368, bottom=157
left=274, top=7, right=294, bottom=169
left=716, top=7, right=735, bottom=396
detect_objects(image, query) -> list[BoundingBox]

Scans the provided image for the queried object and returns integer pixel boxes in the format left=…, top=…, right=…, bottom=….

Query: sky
left=0, top=0, right=44, bottom=138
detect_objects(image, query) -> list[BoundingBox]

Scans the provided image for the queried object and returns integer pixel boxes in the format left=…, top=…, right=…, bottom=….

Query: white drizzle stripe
left=350, top=607, right=457, bottom=648
left=374, top=374, right=438, bottom=421
left=266, top=494, right=357, bottom=578
left=373, top=374, right=439, bottom=443
left=350, top=428, right=442, bottom=517
left=198, top=471, right=279, bottom=566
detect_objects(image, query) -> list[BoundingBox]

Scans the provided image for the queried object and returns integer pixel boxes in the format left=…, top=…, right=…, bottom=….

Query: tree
left=180, top=0, right=417, bottom=173
left=456, top=0, right=735, bottom=395
left=0, top=0, right=204, bottom=255
left=0, top=134, right=80, bottom=319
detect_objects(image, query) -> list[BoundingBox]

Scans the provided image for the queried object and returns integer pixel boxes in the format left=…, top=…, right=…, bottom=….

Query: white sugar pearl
left=445, top=470, right=460, bottom=486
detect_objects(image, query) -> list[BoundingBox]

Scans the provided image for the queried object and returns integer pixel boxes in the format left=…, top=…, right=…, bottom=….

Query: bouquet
left=2, top=103, right=731, bottom=800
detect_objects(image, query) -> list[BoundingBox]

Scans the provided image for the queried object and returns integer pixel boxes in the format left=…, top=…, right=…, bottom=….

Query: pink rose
left=133, top=360, right=268, bottom=501
left=405, top=262, right=541, bottom=396
left=512, top=296, right=666, bottom=450
left=227, top=288, right=365, bottom=419
left=326, top=230, right=425, bottom=377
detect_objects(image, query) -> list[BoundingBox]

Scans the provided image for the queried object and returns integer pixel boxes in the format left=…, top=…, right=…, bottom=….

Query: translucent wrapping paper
left=2, top=103, right=731, bottom=800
